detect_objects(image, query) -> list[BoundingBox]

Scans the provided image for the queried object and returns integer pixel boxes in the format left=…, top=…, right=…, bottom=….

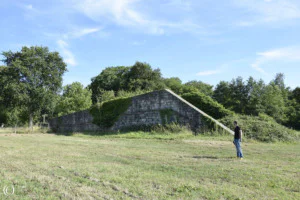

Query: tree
left=55, top=82, right=92, bottom=116
left=213, top=77, right=266, bottom=116
left=213, top=81, right=233, bottom=110
left=244, top=77, right=265, bottom=115
left=163, top=77, right=183, bottom=94
left=285, top=98, right=300, bottom=129
left=0, top=67, right=6, bottom=125
left=184, top=80, right=213, bottom=96
left=273, top=73, right=289, bottom=104
left=228, top=77, right=249, bottom=114
left=89, top=62, right=165, bottom=103
left=261, top=83, right=287, bottom=123
left=89, top=66, right=130, bottom=102
left=286, top=87, right=300, bottom=129
left=126, top=62, right=165, bottom=91
left=292, top=87, right=300, bottom=103
left=1, top=46, right=67, bottom=129
left=0, top=105, right=7, bottom=125
left=93, top=88, right=115, bottom=104
left=273, top=73, right=286, bottom=91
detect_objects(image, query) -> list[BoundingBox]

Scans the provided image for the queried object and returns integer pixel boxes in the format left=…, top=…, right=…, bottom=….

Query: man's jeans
left=234, top=139, right=243, bottom=158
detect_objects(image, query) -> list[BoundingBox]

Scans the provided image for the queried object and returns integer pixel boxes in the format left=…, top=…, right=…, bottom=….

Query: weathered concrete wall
left=112, top=90, right=204, bottom=131
left=49, top=110, right=102, bottom=132
left=49, top=89, right=233, bottom=134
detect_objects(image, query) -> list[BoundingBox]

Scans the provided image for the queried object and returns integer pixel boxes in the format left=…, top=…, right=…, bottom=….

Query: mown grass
left=0, top=126, right=49, bottom=134
left=0, top=132, right=299, bottom=199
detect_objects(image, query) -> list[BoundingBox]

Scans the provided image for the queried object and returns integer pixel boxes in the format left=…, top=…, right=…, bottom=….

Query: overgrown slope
left=181, top=91, right=299, bottom=142
left=220, top=114, right=300, bottom=142
left=181, top=92, right=233, bottom=119
left=90, top=97, right=132, bottom=128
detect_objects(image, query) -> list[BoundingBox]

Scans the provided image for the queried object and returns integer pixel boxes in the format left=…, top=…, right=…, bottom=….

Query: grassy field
left=0, top=132, right=299, bottom=200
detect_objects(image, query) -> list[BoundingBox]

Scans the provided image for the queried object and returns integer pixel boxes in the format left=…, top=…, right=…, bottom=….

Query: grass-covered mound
left=220, top=114, right=300, bottom=142
left=90, top=97, right=132, bottom=128
left=181, top=92, right=233, bottom=119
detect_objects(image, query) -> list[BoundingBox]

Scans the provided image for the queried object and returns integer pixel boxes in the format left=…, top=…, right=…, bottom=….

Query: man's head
left=234, top=121, right=237, bottom=126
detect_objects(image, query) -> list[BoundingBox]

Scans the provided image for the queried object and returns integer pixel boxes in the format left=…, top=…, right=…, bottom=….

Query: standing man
left=233, top=121, right=243, bottom=160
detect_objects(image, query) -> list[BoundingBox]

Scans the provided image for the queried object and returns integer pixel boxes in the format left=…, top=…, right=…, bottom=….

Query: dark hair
left=234, top=121, right=237, bottom=124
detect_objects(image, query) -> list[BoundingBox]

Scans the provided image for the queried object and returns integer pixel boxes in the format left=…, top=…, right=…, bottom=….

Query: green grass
left=0, top=132, right=299, bottom=199
left=0, top=126, right=49, bottom=134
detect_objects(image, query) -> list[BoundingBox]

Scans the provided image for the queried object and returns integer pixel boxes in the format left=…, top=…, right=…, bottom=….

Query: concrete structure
left=49, top=89, right=233, bottom=134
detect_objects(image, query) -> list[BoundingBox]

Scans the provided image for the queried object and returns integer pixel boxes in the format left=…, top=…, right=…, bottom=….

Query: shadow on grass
left=51, top=123, right=195, bottom=138
left=193, top=156, right=235, bottom=160
left=51, top=130, right=195, bottom=140
left=52, top=131, right=117, bottom=137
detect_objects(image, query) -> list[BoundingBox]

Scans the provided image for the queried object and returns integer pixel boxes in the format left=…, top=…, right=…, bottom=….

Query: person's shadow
left=192, top=156, right=234, bottom=160
left=193, top=156, right=218, bottom=159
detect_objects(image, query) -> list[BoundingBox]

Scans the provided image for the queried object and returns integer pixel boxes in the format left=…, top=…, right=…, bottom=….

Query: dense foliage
left=213, top=74, right=300, bottom=129
left=55, top=82, right=92, bottom=117
left=89, top=62, right=165, bottom=104
left=183, top=81, right=213, bottom=97
left=0, top=46, right=67, bottom=128
left=0, top=45, right=299, bottom=138
left=181, top=92, right=234, bottom=119
left=220, top=114, right=300, bottom=142
left=163, top=78, right=214, bottom=96
left=90, top=97, right=132, bottom=128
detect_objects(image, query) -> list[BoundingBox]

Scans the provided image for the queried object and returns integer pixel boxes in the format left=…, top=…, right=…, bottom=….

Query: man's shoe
left=240, top=158, right=243, bottom=160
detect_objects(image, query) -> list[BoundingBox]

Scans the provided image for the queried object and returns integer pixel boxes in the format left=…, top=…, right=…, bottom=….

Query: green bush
left=116, top=89, right=152, bottom=98
left=220, top=114, right=300, bottom=142
left=90, top=97, right=132, bottom=128
left=181, top=92, right=234, bottom=119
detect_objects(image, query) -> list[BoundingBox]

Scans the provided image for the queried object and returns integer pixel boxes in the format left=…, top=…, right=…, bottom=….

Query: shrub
left=89, top=97, right=132, bottom=128
left=220, top=114, right=300, bottom=142
left=181, top=92, right=234, bottom=119
left=116, top=89, right=152, bottom=98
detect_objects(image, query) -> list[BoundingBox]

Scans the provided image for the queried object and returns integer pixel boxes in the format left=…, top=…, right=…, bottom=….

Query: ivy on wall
left=181, top=92, right=233, bottom=119
left=159, top=109, right=177, bottom=125
left=89, top=97, right=132, bottom=128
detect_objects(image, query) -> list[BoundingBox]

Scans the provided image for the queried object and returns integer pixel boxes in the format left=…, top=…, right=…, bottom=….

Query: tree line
left=0, top=46, right=299, bottom=130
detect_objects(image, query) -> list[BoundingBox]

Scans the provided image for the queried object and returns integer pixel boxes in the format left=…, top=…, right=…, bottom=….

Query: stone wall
left=49, top=110, right=102, bottom=132
left=49, top=89, right=233, bottom=134
left=112, top=90, right=204, bottom=131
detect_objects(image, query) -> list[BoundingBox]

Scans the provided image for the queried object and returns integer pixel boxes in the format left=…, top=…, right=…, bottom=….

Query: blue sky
left=1, top=0, right=300, bottom=89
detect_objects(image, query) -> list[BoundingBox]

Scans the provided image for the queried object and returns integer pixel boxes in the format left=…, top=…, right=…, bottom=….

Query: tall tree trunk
left=29, top=113, right=33, bottom=132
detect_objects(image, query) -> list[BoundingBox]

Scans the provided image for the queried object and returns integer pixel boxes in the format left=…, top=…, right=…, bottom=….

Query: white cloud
left=25, top=4, right=33, bottom=10
left=162, top=0, right=192, bottom=11
left=48, top=27, right=102, bottom=67
left=257, top=47, right=300, bottom=60
left=21, top=3, right=40, bottom=18
left=251, top=46, right=300, bottom=73
left=72, top=0, right=204, bottom=35
left=131, top=40, right=146, bottom=46
left=65, top=27, right=102, bottom=39
left=74, top=0, right=144, bottom=26
left=45, top=27, right=104, bottom=45
left=57, top=40, right=77, bottom=67
left=251, top=63, right=267, bottom=74
left=196, top=59, right=248, bottom=77
left=197, top=70, right=221, bottom=76
left=234, top=0, right=300, bottom=26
